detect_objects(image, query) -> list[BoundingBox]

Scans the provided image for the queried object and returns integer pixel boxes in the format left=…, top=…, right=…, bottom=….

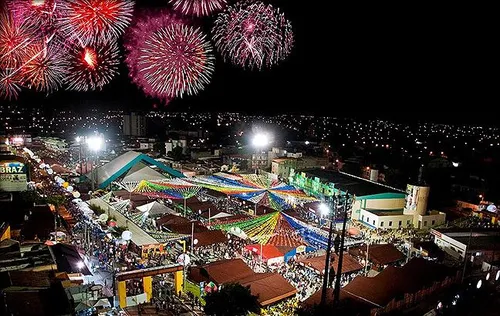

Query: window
left=373, top=220, right=375, bottom=225
left=389, top=221, right=392, bottom=227
left=407, top=220, right=411, bottom=226
left=361, top=215, right=364, bottom=221
left=424, top=221, right=427, bottom=227
left=366, top=217, right=369, bottom=223
left=432, top=220, right=435, bottom=225
left=380, top=222, right=384, bottom=227
left=399, top=221, right=402, bottom=227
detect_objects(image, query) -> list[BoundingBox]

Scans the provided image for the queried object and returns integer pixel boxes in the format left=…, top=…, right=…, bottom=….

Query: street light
left=86, top=135, right=104, bottom=191
left=77, top=261, right=85, bottom=270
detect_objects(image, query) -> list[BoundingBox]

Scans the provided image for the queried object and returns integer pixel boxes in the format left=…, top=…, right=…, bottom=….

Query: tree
left=46, top=195, right=66, bottom=208
left=204, top=283, right=260, bottom=316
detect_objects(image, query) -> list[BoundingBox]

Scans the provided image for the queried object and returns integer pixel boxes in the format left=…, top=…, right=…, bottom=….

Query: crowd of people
left=261, top=297, right=300, bottom=315
left=192, top=235, right=249, bottom=265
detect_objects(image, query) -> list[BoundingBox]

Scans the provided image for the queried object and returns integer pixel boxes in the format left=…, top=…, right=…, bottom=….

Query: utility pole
left=320, top=195, right=335, bottom=306
left=334, top=192, right=350, bottom=305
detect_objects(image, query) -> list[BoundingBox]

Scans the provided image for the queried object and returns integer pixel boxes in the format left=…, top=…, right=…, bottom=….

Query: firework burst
left=23, top=41, right=69, bottom=94
left=58, top=0, right=135, bottom=45
left=0, top=10, right=36, bottom=69
left=170, top=0, right=227, bottom=17
left=212, top=1, right=293, bottom=70
left=0, top=68, right=23, bottom=100
left=65, top=41, right=120, bottom=91
left=125, top=10, right=214, bottom=100
left=7, top=0, right=60, bottom=30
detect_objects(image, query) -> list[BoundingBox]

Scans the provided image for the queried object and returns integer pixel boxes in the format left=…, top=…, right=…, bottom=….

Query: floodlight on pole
left=252, top=133, right=270, bottom=148
left=86, top=136, right=103, bottom=152
left=319, top=203, right=330, bottom=216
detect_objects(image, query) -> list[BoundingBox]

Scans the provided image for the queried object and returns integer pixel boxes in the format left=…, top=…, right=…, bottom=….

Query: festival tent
left=213, top=212, right=307, bottom=247
left=188, top=174, right=317, bottom=211
left=245, top=244, right=284, bottom=265
left=136, top=201, right=171, bottom=217
left=122, top=162, right=167, bottom=183
left=133, top=179, right=201, bottom=200
left=89, top=151, right=184, bottom=189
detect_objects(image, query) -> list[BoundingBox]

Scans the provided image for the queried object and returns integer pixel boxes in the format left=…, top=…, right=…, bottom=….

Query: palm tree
left=204, top=283, right=260, bottom=316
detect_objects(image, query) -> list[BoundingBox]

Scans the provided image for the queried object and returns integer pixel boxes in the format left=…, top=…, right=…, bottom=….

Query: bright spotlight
left=319, top=203, right=330, bottom=216
left=252, top=133, right=269, bottom=148
left=496, top=270, right=500, bottom=281
left=76, top=261, right=85, bottom=270
left=486, top=272, right=490, bottom=281
left=86, top=136, right=103, bottom=152
left=476, top=279, right=482, bottom=289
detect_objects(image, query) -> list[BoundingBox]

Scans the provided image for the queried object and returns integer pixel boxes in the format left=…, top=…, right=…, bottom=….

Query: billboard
left=0, top=160, right=27, bottom=192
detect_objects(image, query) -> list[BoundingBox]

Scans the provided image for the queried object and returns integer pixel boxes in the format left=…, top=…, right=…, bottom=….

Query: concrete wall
left=358, top=209, right=413, bottom=229
left=417, top=212, right=446, bottom=229
left=432, top=231, right=467, bottom=260
left=362, top=198, right=406, bottom=210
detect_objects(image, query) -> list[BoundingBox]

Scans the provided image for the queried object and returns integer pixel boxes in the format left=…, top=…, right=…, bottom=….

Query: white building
left=359, top=184, right=446, bottom=230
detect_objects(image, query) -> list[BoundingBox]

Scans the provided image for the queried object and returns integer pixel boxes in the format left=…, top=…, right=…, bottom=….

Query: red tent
left=245, top=244, right=284, bottom=261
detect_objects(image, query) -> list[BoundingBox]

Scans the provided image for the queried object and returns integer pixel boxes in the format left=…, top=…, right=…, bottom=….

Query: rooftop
left=341, top=258, right=457, bottom=307
left=238, top=272, right=297, bottom=306
left=365, top=209, right=405, bottom=216
left=297, top=169, right=405, bottom=197
left=432, top=229, right=500, bottom=251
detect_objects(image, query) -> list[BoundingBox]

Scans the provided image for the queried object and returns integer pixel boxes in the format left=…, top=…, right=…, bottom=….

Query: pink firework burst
left=125, top=10, right=214, bottom=100
left=23, top=41, right=69, bottom=94
left=58, top=0, right=135, bottom=45
left=0, top=68, right=23, bottom=100
left=0, top=10, right=36, bottom=69
left=65, top=41, right=120, bottom=91
left=7, top=0, right=60, bottom=30
left=212, top=1, right=293, bottom=70
left=170, top=0, right=227, bottom=17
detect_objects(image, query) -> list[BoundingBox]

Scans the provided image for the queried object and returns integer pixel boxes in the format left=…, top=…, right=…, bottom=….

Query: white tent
left=209, top=212, right=234, bottom=219
left=122, top=162, right=168, bottom=183
left=136, top=201, right=170, bottom=217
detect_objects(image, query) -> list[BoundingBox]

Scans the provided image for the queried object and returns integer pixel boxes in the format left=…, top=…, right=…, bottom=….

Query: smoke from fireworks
left=23, top=41, right=69, bottom=94
left=212, top=1, right=293, bottom=70
left=58, top=0, right=135, bottom=45
left=170, top=0, right=227, bottom=17
left=125, top=10, right=214, bottom=100
left=65, top=41, right=120, bottom=91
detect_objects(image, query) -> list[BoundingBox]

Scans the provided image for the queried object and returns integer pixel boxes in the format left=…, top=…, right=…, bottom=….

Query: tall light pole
left=252, top=132, right=270, bottom=174
left=320, top=198, right=335, bottom=306
left=76, top=136, right=84, bottom=175
left=86, top=135, right=103, bottom=191
left=334, top=192, right=351, bottom=305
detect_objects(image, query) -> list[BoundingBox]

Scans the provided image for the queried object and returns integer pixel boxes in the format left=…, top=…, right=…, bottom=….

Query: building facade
left=123, top=113, right=146, bottom=137
left=289, top=169, right=445, bottom=230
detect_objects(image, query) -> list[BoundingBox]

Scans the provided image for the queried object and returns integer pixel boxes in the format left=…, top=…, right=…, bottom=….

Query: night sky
left=1, top=2, right=495, bottom=122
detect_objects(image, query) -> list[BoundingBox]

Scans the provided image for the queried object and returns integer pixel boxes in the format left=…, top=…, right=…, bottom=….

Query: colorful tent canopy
left=213, top=212, right=305, bottom=247
left=188, top=174, right=317, bottom=211
left=133, top=179, right=201, bottom=200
